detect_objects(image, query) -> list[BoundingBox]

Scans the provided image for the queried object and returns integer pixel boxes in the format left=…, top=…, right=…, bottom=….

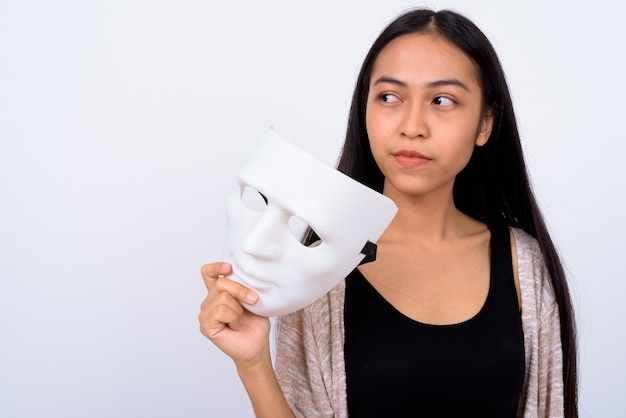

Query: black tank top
left=344, top=225, right=525, bottom=417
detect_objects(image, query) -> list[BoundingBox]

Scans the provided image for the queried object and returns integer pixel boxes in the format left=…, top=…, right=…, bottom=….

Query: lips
left=392, top=149, right=432, bottom=168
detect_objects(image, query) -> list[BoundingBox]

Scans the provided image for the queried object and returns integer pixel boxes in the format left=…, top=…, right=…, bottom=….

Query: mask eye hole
left=288, top=215, right=308, bottom=242
left=240, top=186, right=267, bottom=211
left=288, top=215, right=322, bottom=247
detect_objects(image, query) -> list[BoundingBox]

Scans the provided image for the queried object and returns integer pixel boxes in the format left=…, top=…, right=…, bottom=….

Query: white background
left=0, top=0, right=624, bottom=417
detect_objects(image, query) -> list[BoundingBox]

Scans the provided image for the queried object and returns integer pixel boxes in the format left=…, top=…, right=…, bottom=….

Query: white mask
left=224, top=130, right=397, bottom=317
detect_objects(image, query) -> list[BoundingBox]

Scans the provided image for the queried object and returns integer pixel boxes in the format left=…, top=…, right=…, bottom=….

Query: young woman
left=199, top=8, right=578, bottom=417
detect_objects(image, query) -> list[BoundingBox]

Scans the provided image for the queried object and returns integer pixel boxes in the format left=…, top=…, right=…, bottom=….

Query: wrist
left=235, top=350, right=294, bottom=418
left=235, top=347, right=273, bottom=378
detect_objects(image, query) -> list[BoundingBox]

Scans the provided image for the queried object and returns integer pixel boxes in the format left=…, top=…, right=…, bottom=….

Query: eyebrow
left=427, top=79, right=470, bottom=91
left=373, top=76, right=409, bottom=89
left=373, top=76, right=470, bottom=92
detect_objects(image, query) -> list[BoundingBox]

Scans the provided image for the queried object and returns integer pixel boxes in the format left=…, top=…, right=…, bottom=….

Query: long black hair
left=336, top=8, right=578, bottom=417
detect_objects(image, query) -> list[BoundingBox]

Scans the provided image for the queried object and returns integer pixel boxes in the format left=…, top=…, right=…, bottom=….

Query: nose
left=401, top=101, right=429, bottom=139
left=241, top=205, right=287, bottom=260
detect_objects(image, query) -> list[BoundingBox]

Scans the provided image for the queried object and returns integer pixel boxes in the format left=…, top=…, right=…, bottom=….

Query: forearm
left=237, top=354, right=294, bottom=418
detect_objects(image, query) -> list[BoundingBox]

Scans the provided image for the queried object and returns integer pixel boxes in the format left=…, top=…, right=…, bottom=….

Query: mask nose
left=241, top=205, right=287, bottom=260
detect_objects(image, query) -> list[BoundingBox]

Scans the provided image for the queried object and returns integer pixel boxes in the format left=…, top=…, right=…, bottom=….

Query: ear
left=475, top=106, right=495, bottom=147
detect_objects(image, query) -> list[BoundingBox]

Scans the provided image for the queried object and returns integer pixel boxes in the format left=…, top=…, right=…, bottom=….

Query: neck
left=381, top=183, right=480, bottom=244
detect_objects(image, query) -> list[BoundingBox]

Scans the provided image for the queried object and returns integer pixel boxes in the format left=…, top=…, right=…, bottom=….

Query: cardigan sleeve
left=513, top=228, right=565, bottom=417
left=536, top=297, right=565, bottom=415
left=273, top=282, right=347, bottom=417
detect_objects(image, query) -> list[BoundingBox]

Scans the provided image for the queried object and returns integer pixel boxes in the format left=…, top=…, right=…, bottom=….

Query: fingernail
left=246, top=292, right=258, bottom=303
left=219, top=263, right=230, bottom=274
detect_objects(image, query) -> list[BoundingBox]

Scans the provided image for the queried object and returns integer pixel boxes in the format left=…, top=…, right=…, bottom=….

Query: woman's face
left=365, top=33, right=493, bottom=200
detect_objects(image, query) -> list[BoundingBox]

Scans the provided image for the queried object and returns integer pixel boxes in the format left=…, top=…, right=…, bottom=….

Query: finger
left=200, top=291, right=245, bottom=336
left=199, top=285, right=247, bottom=325
left=212, top=277, right=259, bottom=306
left=215, top=292, right=245, bottom=331
left=199, top=285, right=239, bottom=317
left=201, top=262, right=232, bottom=290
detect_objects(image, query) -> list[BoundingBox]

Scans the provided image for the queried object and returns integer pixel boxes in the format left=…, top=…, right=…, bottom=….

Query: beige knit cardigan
left=274, top=227, right=564, bottom=417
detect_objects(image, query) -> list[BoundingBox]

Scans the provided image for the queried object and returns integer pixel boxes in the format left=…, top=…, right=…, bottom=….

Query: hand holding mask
left=224, top=130, right=397, bottom=317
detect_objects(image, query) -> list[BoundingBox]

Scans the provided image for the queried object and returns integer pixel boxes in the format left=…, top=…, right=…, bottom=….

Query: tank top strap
left=488, top=223, right=519, bottom=312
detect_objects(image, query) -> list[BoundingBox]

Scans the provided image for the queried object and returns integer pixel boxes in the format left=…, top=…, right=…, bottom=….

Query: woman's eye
left=379, top=93, right=400, bottom=103
left=433, top=96, right=455, bottom=107
left=240, top=186, right=268, bottom=211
